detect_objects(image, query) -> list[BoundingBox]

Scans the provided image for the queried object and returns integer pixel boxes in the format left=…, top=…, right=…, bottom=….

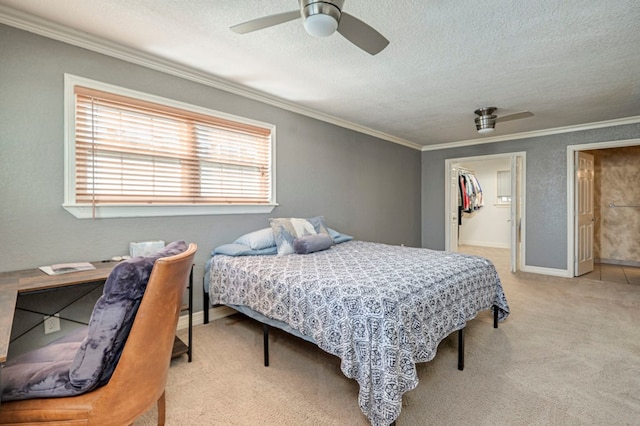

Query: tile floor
left=581, top=262, right=640, bottom=285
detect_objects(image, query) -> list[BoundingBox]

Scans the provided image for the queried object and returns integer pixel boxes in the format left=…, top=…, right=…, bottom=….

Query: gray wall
left=0, top=24, right=422, bottom=313
left=422, top=124, right=640, bottom=270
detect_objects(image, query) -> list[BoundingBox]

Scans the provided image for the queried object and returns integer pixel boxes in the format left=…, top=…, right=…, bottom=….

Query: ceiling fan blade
left=495, top=111, right=534, bottom=123
left=337, top=12, right=389, bottom=55
left=231, top=10, right=301, bottom=34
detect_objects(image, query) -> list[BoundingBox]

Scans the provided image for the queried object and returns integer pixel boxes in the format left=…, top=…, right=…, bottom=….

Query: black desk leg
left=188, top=268, right=193, bottom=362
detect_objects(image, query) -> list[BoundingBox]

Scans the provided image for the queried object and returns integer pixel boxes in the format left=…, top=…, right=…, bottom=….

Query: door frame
left=444, top=152, right=526, bottom=272
left=566, top=137, right=640, bottom=276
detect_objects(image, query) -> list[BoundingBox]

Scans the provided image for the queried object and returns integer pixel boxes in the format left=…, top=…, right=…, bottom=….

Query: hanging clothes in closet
left=458, top=169, right=484, bottom=213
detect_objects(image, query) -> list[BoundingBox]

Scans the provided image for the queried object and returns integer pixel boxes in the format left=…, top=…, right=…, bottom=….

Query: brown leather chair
left=0, top=243, right=197, bottom=425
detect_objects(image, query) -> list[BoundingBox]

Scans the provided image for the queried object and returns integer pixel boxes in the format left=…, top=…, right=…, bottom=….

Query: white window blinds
left=74, top=86, right=273, bottom=207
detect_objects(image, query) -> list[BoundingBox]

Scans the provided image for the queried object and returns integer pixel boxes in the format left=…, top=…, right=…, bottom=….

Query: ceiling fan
left=230, top=0, right=390, bottom=55
left=474, top=107, right=534, bottom=134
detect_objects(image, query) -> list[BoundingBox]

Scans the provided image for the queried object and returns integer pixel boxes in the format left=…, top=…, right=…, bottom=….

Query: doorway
left=445, top=152, right=526, bottom=272
left=567, top=138, right=640, bottom=277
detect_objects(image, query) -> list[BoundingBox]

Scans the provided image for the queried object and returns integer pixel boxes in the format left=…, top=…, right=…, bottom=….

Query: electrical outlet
left=44, top=313, right=61, bottom=334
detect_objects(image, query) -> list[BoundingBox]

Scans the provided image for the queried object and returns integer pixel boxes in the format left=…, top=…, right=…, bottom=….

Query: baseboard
left=520, top=264, right=571, bottom=277
left=459, top=241, right=510, bottom=249
left=177, top=305, right=236, bottom=330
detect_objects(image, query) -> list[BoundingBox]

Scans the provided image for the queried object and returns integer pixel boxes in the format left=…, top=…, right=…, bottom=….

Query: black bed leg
left=493, top=305, right=498, bottom=329
left=263, top=324, right=270, bottom=367
left=458, top=328, right=464, bottom=371
left=203, top=277, right=209, bottom=324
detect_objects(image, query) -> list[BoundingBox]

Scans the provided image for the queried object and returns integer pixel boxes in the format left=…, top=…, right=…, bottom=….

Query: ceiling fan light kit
left=230, top=0, right=389, bottom=55
left=474, top=107, right=497, bottom=133
left=302, top=0, right=342, bottom=37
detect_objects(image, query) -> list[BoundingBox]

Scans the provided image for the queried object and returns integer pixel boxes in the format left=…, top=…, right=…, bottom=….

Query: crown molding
left=422, top=115, right=640, bottom=152
left=0, top=5, right=422, bottom=151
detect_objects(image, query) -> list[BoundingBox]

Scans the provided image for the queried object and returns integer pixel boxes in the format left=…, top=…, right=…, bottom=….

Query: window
left=64, top=75, right=276, bottom=218
left=496, top=170, right=511, bottom=204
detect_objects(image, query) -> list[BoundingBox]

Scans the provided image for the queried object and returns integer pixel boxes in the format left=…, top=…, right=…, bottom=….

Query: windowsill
left=62, top=203, right=278, bottom=219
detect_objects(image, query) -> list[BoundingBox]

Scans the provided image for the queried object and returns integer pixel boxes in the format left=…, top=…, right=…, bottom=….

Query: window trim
left=63, top=74, right=277, bottom=219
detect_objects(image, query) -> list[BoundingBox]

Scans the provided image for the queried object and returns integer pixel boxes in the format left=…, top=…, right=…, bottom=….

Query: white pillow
left=233, top=227, right=275, bottom=250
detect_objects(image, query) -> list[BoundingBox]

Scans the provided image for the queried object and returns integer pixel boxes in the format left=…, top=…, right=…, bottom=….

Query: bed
left=205, top=221, right=509, bottom=426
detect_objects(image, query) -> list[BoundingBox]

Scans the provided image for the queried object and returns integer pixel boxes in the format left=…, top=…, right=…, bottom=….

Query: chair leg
left=157, top=390, right=166, bottom=425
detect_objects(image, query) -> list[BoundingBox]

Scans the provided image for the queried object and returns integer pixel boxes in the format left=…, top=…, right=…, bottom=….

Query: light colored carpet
left=137, top=247, right=640, bottom=425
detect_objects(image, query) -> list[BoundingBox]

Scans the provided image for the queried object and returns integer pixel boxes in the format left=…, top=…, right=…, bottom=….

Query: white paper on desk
left=39, top=262, right=96, bottom=275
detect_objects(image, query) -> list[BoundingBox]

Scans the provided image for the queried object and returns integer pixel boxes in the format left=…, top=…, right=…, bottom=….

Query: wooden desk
left=0, top=261, right=192, bottom=365
left=0, top=262, right=115, bottom=364
left=0, top=281, right=17, bottom=364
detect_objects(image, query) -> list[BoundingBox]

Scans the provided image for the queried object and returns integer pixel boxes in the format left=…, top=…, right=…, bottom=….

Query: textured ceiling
left=1, top=0, right=639, bottom=149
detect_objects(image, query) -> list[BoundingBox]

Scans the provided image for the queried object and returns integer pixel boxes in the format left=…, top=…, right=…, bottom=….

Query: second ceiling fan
left=230, top=0, right=390, bottom=55
left=474, top=107, right=534, bottom=134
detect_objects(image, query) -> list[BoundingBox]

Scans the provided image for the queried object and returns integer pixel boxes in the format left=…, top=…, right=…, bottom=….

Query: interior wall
left=422, top=124, right=640, bottom=272
left=0, top=24, right=422, bottom=314
left=589, top=146, right=640, bottom=265
left=457, top=158, right=511, bottom=249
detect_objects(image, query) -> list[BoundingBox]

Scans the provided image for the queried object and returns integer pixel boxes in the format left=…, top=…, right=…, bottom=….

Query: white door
left=509, top=156, right=522, bottom=272
left=449, top=164, right=459, bottom=252
left=575, top=151, right=595, bottom=276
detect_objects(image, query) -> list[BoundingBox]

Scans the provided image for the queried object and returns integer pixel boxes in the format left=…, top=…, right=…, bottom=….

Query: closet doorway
left=445, top=152, right=526, bottom=272
left=567, top=138, right=640, bottom=277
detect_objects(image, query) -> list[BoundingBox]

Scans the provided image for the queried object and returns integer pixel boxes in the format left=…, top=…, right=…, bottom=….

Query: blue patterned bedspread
left=209, top=240, right=509, bottom=426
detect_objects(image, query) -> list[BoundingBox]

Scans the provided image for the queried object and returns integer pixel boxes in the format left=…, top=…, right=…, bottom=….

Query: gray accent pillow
left=270, top=217, right=318, bottom=255
left=294, top=234, right=334, bottom=254
left=306, top=216, right=331, bottom=236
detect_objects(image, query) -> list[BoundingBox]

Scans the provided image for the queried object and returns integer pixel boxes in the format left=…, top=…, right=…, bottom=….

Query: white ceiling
left=1, top=0, right=640, bottom=149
